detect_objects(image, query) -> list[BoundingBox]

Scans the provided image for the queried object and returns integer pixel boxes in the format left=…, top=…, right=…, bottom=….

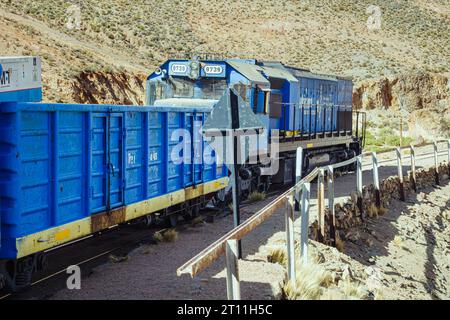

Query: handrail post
left=371, top=152, right=381, bottom=208
left=285, top=195, right=296, bottom=285
left=317, top=169, right=325, bottom=242
left=225, top=240, right=240, bottom=300
left=327, top=166, right=336, bottom=247
left=410, top=144, right=417, bottom=192
left=300, top=183, right=311, bottom=264
left=434, top=141, right=440, bottom=185
left=396, top=147, right=406, bottom=201
left=356, top=155, right=364, bottom=219
left=448, top=139, right=450, bottom=176
left=295, top=147, right=303, bottom=210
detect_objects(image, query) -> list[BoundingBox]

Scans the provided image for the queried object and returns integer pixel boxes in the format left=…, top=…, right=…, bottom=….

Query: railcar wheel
left=36, top=253, right=48, bottom=272
left=0, top=257, right=34, bottom=293
left=143, top=213, right=155, bottom=228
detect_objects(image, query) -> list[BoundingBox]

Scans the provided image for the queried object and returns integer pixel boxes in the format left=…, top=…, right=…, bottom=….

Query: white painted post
left=285, top=195, right=296, bottom=285
left=396, top=147, right=406, bottom=201
left=225, top=239, right=241, bottom=300
left=300, top=182, right=311, bottom=264
left=448, top=140, right=450, bottom=176
left=433, top=141, right=440, bottom=184
left=296, top=147, right=303, bottom=184
left=372, top=152, right=381, bottom=207
left=294, top=147, right=303, bottom=207
left=317, top=169, right=325, bottom=242
left=356, top=155, right=364, bottom=218
left=410, top=144, right=417, bottom=192
left=327, top=166, right=336, bottom=246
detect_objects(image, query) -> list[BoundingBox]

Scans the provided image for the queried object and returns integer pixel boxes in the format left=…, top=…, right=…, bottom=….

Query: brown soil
left=47, top=146, right=449, bottom=300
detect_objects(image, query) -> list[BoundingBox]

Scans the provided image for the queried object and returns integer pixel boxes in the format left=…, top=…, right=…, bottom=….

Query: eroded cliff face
left=41, top=71, right=147, bottom=106
left=71, top=71, right=147, bottom=105
left=353, top=73, right=450, bottom=139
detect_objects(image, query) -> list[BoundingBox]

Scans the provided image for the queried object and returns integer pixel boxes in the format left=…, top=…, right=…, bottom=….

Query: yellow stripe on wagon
left=15, top=177, right=229, bottom=259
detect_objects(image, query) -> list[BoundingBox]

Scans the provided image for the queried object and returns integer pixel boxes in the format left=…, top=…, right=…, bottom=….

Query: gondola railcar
left=0, top=57, right=228, bottom=291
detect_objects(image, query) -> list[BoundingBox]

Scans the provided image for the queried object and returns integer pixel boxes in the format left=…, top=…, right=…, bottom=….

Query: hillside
left=0, top=0, right=449, bottom=138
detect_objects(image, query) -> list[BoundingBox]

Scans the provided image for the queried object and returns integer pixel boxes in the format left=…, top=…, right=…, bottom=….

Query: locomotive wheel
left=165, top=214, right=178, bottom=228
left=212, top=189, right=230, bottom=209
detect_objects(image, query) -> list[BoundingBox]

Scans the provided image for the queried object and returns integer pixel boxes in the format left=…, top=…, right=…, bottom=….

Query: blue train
left=0, top=55, right=364, bottom=292
left=0, top=57, right=228, bottom=291
left=147, top=56, right=364, bottom=195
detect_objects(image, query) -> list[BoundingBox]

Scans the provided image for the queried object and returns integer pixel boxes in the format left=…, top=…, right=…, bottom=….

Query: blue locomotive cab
left=146, top=59, right=229, bottom=108
left=146, top=58, right=300, bottom=136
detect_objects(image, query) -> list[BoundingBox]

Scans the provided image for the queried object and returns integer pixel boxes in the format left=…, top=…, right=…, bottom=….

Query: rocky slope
left=0, top=1, right=449, bottom=137
left=354, top=73, right=450, bottom=139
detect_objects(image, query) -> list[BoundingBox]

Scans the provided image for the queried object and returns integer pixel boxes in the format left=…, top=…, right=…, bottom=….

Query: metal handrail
left=177, top=139, right=450, bottom=299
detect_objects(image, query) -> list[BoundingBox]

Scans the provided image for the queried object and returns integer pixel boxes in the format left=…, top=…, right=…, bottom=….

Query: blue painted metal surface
left=0, top=102, right=227, bottom=259
left=147, top=59, right=353, bottom=139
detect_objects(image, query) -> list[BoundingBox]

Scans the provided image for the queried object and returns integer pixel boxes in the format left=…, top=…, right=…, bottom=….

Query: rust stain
left=91, top=207, right=126, bottom=233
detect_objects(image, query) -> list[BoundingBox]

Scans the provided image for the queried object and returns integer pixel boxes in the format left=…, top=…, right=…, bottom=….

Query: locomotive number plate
left=203, top=65, right=223, bottom=75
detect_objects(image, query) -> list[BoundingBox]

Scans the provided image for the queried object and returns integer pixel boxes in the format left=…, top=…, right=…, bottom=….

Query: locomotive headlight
left=189, top=70, right=198, bottom=79
left=188, top=60, right=200, bottom=79
left=189, top=61, right=199, bottom=70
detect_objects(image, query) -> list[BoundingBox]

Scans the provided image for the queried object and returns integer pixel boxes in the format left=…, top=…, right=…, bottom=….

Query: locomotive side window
left=253, top=87, right=269, bottom=114
left=269, top=93, right=282, bottom=118
left=253, top=88, right=258, bottom=113
left=264, top=90, right=270, bottom=114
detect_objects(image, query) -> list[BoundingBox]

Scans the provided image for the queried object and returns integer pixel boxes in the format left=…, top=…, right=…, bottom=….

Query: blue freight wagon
left=0, top=57, right=228, bottom=291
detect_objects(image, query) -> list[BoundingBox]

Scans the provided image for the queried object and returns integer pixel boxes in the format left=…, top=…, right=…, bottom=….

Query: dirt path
left=342, top=183, right=450, bottom=299
left=46, top=145, right=449, bottom=300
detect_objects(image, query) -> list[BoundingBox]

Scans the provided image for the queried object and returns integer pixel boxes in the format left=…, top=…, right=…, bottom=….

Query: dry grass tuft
left=154, top=229, right=179, bottom=242
left=335, top=233, right=345, bottom=252
left=367, top=204, right=379, bottom=218
left=267, top=247, right=287, bottom=266
left=339, top=279, right=367, bottom=299
left=247, top=191, right=266, bottom=203
left=109, top=254, right=129, bottom=263
left=393, top=235, right=403, bottom=248
left=374, top=289, right=384, bottom=300
left=283, top=262, right=334, bottom=300
left=378, top=206, right=388, bottom=216
left=162, top=229, right=178, bottom=242
left=191, top=216, right=204, bottom=227
left=153, top=231, right=164, bottom=242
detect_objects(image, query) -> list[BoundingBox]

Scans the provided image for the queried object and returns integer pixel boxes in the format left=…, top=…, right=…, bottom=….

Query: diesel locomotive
left=147, top=56, right=365, bottom=198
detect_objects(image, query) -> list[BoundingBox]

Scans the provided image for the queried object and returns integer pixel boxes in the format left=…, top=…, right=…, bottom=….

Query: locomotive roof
left=226, top=60, right=270, bottom=85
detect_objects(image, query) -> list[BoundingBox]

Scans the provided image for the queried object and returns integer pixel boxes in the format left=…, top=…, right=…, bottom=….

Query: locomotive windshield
left=148, top=77, right=227, bottom=105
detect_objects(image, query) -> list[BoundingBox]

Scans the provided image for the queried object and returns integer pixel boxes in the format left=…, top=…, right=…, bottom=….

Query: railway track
left=0, top=147, right=446, bottom=300
left=0, top=185, right=288, bottom=300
